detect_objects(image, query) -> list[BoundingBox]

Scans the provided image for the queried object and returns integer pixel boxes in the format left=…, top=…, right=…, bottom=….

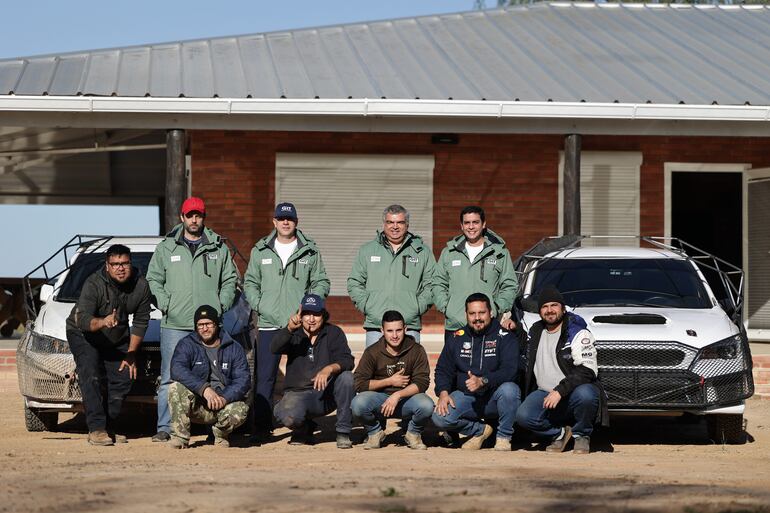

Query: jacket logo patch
left=222, top=362, right=228, bottom=370
left=581, top=338, right=591, bottom=345
left=386, top=362, right=405, bottom=376
left=484, top=340, right=497, bottom=348
left=170, top=255, right=182, bottom=262
left=371, top=256, right=381, bottom=262
left=207, top=253, right=218, bottom=260
left=261, top=258, right=273, bottom=265
left=462, top=341, right=472, bottom=350
left=408, top=257, right=418, bottom=263
left=451, top=260, right=461, bottom=267
left=454, top=329, right=465, bottom=337
left=298, top=258, right=309, bottom=264
left=194, top=361, right=203, bottom=365
left=485, top=258, right=497, bottom=265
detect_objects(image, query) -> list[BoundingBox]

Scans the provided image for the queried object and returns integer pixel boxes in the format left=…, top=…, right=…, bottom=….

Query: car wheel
left=706, top=413, right=746, bottom=444
left=24, top=405, right=58, bottom=432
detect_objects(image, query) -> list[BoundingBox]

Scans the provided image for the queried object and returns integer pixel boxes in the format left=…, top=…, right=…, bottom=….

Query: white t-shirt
left=274, top=239, right=298, bottom=268
left=465, top=242, right=484, bottom=263
left=535, top=327, right=566, bottom=392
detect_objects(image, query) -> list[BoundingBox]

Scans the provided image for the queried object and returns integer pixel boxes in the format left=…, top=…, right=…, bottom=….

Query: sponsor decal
left=261, top=258, right=273, bottom=265
left=462, top=341, right=472, bottom=350
left=581, top=352, right=593, bottom=358
left=451, top=260, right=461, bottom=267
left=371, top=256, right=381, bottom=263
left=454, top=329, right=465, bottom=337
left=170, top=255, right=181, bottom=262
left=207, top=253, right=218, bottom=260
left=581, top=338, right=591, bottom=345
left=484, top=340, right=497, bottom=348
left=408, top=256, right=419, bottom=263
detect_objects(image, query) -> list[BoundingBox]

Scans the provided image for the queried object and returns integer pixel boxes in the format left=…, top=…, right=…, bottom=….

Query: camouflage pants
left=168, top=382, right=249, bottom=442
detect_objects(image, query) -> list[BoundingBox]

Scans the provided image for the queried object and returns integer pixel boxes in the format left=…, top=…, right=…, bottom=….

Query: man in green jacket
left=347, top=204, right=435, bottom=347
left=146, top=196, right=238, bottom=442
left=432, top=206, right=517, bottom=343
left=244, top=202, right=330, bottom=438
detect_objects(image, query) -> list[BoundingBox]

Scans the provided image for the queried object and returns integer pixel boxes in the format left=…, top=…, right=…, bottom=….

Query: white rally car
left=514, top=236, right=754, bottom=444
left=17, top=235, right=254, bottom=432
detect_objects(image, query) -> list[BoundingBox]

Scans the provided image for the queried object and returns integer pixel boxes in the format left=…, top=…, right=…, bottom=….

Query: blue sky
left=0, top=0, right=475, bottom=277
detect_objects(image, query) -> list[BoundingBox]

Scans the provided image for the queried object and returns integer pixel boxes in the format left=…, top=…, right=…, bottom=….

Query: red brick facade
left=191, top=131, right=770, bottom=333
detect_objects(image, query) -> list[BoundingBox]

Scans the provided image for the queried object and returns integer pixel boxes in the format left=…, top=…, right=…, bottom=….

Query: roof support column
left=563, top=133, right=582, bottom=236
left=164, top=129, right=186, bottom=233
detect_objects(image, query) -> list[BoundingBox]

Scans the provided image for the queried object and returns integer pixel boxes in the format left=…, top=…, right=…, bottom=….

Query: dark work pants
left=66, top=329, right=132, bottom=432
left=254, top=329, right=281, bottom=431
left=273, top=371, right=354, bottom=434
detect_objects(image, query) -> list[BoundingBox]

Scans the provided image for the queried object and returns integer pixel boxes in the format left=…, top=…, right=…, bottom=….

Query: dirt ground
left=1, top=375, right=769, bottom=513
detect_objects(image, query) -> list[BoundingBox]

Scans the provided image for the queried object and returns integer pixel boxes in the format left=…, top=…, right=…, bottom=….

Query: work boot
left=573, top=436, right=591, bottom=455
left=546, top=426, right=572, bottom=453
left=289, top=423, right=314, bottom=445
left=336, top=432, right=353, bottom=449
left=88, top=430, right=114, bottom=446
left=151, top=431, right=170, bottom=443
left=214, top=437, right=230, bottom=448
left=462, top=424, right=494, bottom=451
left=494, top=437, right=511, bottom=452
left=363, top=430, right=386, bottom=450
left=404, top=431, right=427, bottom=450
left=111, top=433, right=128, bottom=444
left=168, top=436, right=188, bottom=449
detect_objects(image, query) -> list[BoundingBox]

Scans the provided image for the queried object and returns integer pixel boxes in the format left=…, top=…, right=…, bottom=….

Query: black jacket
left=66, top=267, right=152, bottom=346
left=271, top=323, right=354, bottom=392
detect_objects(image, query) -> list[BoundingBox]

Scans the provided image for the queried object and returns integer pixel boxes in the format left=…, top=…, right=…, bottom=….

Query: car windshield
left=56, top=252, right=154, bottom=302
left=531, top=258, right=713, bottom=309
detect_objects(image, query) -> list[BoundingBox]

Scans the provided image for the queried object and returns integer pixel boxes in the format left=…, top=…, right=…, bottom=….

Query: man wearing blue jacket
left=168, top=305, right=251, bottom=449
left=431, top=293, right=521, bottom=451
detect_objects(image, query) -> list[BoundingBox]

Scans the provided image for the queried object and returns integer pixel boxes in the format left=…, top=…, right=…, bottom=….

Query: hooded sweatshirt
left=347, top=231, right=435, bottom=330
left=432, top=229, right=518, bottom=331
left=244, top=228, right=330, bottom=329
left=354, top=335, right=430, bottom=394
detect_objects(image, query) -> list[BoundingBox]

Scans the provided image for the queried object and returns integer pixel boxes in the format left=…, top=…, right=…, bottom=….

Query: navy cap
left=274, top=202, right=298, bottom=220
left=300, top=293, right=325, bottom=313
left=194, top=305, right=220, bottom=326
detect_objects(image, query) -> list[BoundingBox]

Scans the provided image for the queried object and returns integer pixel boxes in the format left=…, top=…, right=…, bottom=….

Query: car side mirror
left=39, top=284, right=54, bottom=303
left=718, top=298, right=735, bottom=318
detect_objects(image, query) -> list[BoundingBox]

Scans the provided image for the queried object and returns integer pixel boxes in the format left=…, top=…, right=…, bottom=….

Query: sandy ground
left=1, top=374, right=769, bottom=513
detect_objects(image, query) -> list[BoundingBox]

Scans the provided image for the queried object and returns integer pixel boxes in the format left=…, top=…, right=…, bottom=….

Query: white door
left=747, top=167, right=770, bottom=334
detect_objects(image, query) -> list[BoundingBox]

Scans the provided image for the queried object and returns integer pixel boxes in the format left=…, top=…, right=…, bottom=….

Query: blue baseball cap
left=300, top=293, right=325, bottom=313
left=274, top=202, right=298, bottom=220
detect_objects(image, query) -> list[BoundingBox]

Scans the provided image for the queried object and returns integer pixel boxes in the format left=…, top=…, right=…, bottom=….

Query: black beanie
left=538, top=285, right=565, bottom=309
left=194, top=305, right=220, bottom=326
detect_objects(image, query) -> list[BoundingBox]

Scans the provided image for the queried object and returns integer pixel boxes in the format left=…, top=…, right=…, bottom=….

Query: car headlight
left=696, top=335, right=742, bottom=360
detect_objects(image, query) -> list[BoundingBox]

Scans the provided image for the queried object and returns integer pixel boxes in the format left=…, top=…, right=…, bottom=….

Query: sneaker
left=87, top=430, right=114, bottom=446
left=363, top=430, right=386, bottom=450
left=111, top=433, right=128, bottom=444
left=151, top=431, right=171, bottom=443
left=462, top=424, right=494, bottom=451
left=573, top=436, right=590, bottom=455
left=214, top=437, right=230, bottom=448
left=168, top=436, right=188, bottom=449
left=404, top=431, right=427, bottom=450
left=494, top=437, right=511, bottom=452
left=336, top=432, right=353, bottom=449
left=546, top=426, right=573, bottom=453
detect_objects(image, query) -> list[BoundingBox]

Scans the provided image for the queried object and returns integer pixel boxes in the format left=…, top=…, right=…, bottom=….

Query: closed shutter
left=275, top=153, right=434, bottom=296
left=748, top=176, right=770, bottom=329
left=559, top=151, right=642, bottom=247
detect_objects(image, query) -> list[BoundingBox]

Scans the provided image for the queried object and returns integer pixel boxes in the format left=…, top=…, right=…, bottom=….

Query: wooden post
left=563, top=134, right=582, bottom=236
left=164, top=129, right=186, bottom=233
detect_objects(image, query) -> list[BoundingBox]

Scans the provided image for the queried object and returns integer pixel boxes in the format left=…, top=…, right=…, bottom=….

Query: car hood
left=521, top=306, right=739, bottom=349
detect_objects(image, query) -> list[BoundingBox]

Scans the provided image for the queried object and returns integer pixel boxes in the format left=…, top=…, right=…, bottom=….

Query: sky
left=0, top=0, right=476, bottom=278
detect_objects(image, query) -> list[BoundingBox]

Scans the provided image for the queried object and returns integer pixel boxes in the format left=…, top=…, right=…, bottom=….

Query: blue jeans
left=157, top=327, right=193, bottom=433
left=255, top=329, right=282, bottom=431
left=431, top=382, right=521, bottom=440
left=273, top=371, right=354, bottom=434
left=515, top=384, right=600, bottom=439
left=351, top=391, right=435, bottom=435
left=365, top=329, right=421, bottom=348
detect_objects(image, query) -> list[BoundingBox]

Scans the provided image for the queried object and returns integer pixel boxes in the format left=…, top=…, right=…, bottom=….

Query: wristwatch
left=480, top=376, right=489, bottom=387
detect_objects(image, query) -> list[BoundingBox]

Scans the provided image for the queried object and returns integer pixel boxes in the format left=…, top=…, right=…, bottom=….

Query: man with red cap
left=147, top=196, right=238, bottom=443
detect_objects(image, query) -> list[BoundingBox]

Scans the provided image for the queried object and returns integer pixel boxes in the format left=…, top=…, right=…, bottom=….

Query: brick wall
left=0, top=349, right=15, bottom=373
left=191, top=131, right=770, bottom=332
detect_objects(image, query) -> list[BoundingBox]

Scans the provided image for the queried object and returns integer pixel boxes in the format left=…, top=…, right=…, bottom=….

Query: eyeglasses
left=108, top=261, right=131, bottom=269
left=196, top=321, right=216, bottom=329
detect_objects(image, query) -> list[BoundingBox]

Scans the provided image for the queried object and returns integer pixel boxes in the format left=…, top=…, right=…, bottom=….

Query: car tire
left=706, top=413, right=746, bottom=444
left=24, top=405, right=58, bottom=432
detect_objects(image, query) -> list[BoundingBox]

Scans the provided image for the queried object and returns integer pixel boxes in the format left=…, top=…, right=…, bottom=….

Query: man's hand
left=203, top=387, right=227, bottom=411
left=434, top=391, right=455, bottom=416
left=118, top=351, right=137, bottom=379
left=543, top=390, right=562, bottom=409
left=499, top=318, right=516, bottom=331
left=102, top=308, right=119, bottom=329
left=287, top=306, right=302, bottom=332
left=380, top=393, right=401, bottom=417
left=312, top=368, right=332, bottom=391
left=388, top=369, right=410, bottom=389
left=465, top=371, right=485, bottom=393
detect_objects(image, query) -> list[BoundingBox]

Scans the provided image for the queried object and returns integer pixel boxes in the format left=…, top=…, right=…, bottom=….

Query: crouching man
left=352, top=310, right=434, bottom=450
left=431, top=293, right=521, bottom=451
left=271, top=294, right=355, bottom=449
left=515, top=286, right=607, bottom=454
left=168, top=305, right=250, bottom=448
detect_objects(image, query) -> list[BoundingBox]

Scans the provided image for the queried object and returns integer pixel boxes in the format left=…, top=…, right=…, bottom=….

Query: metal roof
left=2, top=3, right=770, bottom=106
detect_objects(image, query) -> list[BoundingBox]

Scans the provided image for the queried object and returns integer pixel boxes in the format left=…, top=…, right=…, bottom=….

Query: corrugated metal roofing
left=2, top=2, right=770, bottom=106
